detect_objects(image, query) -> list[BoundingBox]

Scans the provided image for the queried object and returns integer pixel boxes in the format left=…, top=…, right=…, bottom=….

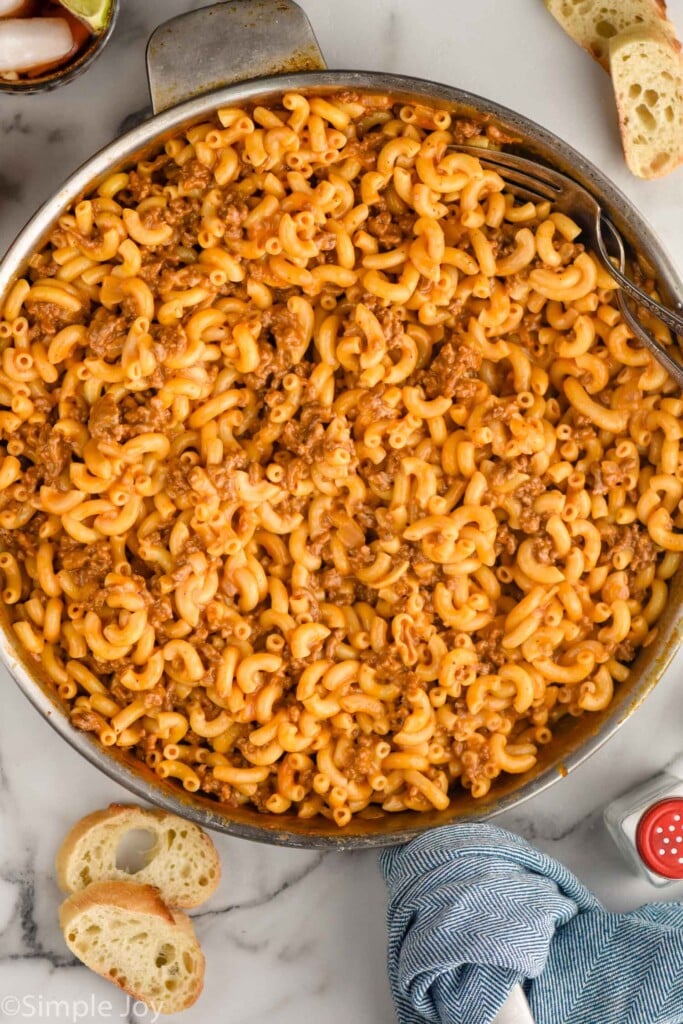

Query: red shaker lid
left=636, top=799, right=683, bottom=878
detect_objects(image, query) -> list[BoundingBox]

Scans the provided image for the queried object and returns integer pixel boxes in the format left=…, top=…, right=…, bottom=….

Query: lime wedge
left=56, top=0, right=112, bottom=32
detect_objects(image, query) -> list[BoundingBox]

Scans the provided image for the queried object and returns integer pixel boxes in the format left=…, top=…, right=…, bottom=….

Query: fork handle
left=595, top=218, right=683, bottom=338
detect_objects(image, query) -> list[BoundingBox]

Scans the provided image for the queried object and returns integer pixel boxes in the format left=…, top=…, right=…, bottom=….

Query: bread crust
left=610, top=25, right=683, bottom=178
left=545, top=0, right=676, bottom=70
left=56, top=803, right=221, bottom=907
left=59, top=879, right=176, bottom=928
left=60, top=881, right=205, bottom=1013
left=544, top=0, right=683, bottom=177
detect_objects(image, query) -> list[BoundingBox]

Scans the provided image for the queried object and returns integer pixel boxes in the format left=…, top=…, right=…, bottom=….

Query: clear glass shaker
left=605, top=757, right=683, bottom=886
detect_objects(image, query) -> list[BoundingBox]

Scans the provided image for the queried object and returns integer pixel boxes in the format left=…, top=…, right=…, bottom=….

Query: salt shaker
left=605, top=757, right=683, bottom=886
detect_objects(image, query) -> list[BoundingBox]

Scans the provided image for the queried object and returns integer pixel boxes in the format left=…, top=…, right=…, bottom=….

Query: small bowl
left=0, top=0, right=118, bottom=94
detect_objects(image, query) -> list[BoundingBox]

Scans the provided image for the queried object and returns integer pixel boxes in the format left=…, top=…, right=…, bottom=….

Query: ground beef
left=367, top=211, right=404, bottom=247
left=70, top=710, right=101, bottom=732
left=163, top=457, right=200, bottom=504
left=179, top=159, right=212, bottom=193
left=611, top=523, right=659, bottom=573
left=451, top=119, right=485, bottom=144
left=153, top=324, right=188, bottom=361
left=356, top=294, right=406, bottom=347
left=353, top=391, right=402, bottom=436
left=518, top=508, right=541, bottom=533
left=18, top=424, right=71, bottom=486
left=59, top=539, right=113, bottom=584
left=88, top=392, right=122, bottom=442
left=314, top=230, right=337, bottom=253
left=126, top=171, right=152, bottom=203
left=381, top=307, right=405, bottom=348
left=139, top=206, right=167, bottom=231
left=299, top=402, right=335, bottom=429
left=263, top=305, right=306, bottom=357
left=87, top=311, right=127, bottom=360
left=516, top=476, right=545, bottom=506
left=137, top=258, right=167, bottom=287
left=339, top=741, right=377, bottom=782
left=159, top=265, right=210, bottom=294
left=23, top=300, right=84, bottom=334
left=120, top=398, right=172, bottom=435
left=162, top=197, right=202, bottom=233
left=241, top=337, right=291, bottom=389
left=279, top=420, right=325, bottom=460
left=475, top=626, right=507, bottom=671
left=588, top=465, right=608, bottom=495
left=533, top=535, right=556, bottom=565
left=614, top=640, right=636, bottom=662
left=343, top=131, right=387, bottom=168
left=147, top=597, right=174, bottom=633
left=516, top=476, right=546, bottom=533
left=494, top=522, right=518, bottom=558
left=600, top=461, right=626, bottom=487
left=420, top=337, right=483, bottom=399
left=317, top=566, right=357, bottom=604
left=218, top=197, right=249, bottom=239
left=206, top=456, right=247, bottom=499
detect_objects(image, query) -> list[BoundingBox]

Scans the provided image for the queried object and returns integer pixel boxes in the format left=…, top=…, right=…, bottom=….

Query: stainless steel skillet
left=2, top=0, right=682, bottom=849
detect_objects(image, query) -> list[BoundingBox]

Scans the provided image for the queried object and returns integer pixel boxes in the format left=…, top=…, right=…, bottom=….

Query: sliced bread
left=610, top=26, right=683, bottom=177
left=60, top=881, right=205, bottom=1014
left=56, top=804, right=220, bottom=908
left=544, top=0, right=675, bottom=69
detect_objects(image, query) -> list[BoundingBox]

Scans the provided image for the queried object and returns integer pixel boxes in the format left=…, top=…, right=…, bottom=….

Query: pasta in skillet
left=0, top=91, right=680, bottom=826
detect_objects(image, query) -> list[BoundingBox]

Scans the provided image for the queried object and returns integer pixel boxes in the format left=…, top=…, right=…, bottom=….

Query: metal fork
left=452, top=144, right=683, bottom=390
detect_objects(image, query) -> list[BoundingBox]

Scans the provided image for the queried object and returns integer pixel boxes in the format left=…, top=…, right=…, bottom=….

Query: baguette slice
left=544, top=0, right=675, bottom=69
left=56, top=804, right=220, bottom=908
left=610, top=26, right=683, bottom=177
left=60, top=881, right=205, bottom=1014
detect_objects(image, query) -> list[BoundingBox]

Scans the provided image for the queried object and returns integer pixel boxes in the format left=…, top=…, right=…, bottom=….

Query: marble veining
left=2, top=1, right=683, bottom=1020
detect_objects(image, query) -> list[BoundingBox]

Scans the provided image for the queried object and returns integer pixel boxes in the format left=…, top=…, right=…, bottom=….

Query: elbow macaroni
left=0, top=91, right=680, bottom=827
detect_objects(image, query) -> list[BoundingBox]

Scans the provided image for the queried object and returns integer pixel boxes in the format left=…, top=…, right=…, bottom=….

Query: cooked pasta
left=0, top=90, right=680, bottom=826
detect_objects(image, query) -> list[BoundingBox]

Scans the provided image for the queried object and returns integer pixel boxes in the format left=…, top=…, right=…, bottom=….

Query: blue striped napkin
left=380, top=823, right=683, bottom=1024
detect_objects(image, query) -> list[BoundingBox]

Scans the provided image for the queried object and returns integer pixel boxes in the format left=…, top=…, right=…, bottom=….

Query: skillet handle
left=146, top=0, right=326, bottom=115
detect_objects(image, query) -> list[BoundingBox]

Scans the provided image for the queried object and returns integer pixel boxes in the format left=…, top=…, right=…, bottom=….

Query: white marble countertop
left=2, top=1, right=683, bottom=1021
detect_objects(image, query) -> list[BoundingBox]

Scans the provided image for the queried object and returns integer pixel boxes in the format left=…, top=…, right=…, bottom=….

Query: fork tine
left=617, top=291, right=683, bottom=389
left=452, top=145, right=683, bottom=387
left=474, top=159, right=559, bottom=202
left=452, top=144, right=563, bottom=185
left=451, top=144, right=563, bottom=197
left=493, top=180, right=552, bottom=206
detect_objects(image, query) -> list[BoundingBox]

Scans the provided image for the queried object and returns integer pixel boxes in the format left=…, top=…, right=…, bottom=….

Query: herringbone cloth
left=380, top=823, right=683, bottom=1024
